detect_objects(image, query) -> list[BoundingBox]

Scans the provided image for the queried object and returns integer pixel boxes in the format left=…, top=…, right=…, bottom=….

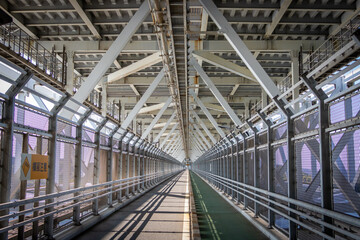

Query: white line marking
left=182, top=170, right=190, bottom=240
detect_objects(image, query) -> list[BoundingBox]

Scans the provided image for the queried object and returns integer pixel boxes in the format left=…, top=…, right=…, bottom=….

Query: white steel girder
left=107, top=51, right=162, bottom=83
left=138, top=101, right=174, bottom=114
left=191, top=91, right=226, bottom=138
left=160, top=123, right=178, bottom=149
left=264, top=0, right=292, bottom=38
left=199, top=0, right=281, bottom=99
left=141, top=97, right=172, bottom=139
left=164, top=132, right=180, bottom=153
left=190, top=134, right=204, bottom=152
left=168, top=137, right=182, bottom=154
left=192, top=50, right=256, bottom=82
left=190, top=57, right=243, bottom=127
left=153, top=112, right=176, bottom=143
left=191, top=110, right=216, bottom=144
left=71, top=1, right=150, bottom=104
left=191, top=129, right=208, bottom=151
left=69, top=0, right=101, bottom=39
left=193, top=123, right=211, bottom=149
left=120, top=69, right=165, bottom=130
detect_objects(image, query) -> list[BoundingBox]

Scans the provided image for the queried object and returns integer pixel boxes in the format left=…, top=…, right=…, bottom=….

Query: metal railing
left=194, top=170, right=360, bottom=240
left=303, top=17, right=360, bottom=75
left=276, top=16, right=360, bottom=94
left=0, top=22, right=66, bottom=86
left=0, top=170, right=181, bottom=238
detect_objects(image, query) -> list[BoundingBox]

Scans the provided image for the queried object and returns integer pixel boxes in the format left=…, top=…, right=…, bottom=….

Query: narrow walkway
left=75, top=171, right=190, bottom=240
left=190, top=171, right=268, bottom=240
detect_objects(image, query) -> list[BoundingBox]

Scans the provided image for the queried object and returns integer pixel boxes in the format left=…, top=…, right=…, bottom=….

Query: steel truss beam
left=198, top=0, right=281, bottom=99
left=71, top=1, right=150, bottom=104
left=190, top=57, right=243, bottom=127
left=191, top=110, right=216, bottom=144
left=192, top=50, right=255, bottom=81
left=191, top=92, right=225, bottom=138
left=121, top=69, right=165, bottom=130
left=141, top=97, right=172, bottom=139
left=153, top=112, right=176, bottom=143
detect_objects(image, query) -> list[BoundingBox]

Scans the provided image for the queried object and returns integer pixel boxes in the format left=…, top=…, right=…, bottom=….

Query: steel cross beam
left=191, top=129, right=208, bottom=150
left=198, top=0, right=281, bottom=99
left=190, top=57, right=243, bottom=127
left=71, top=1, right=150, bottom=104
left=168, top=137, right=182, bottom=154
left=153, top=112, right=176, bottom=143
left=107, top=51, right=162, bottom=83
left=121, top=69, right=165, bottom=130
left=69, top=0, right=100, bottom=39
left=160, top=123, right=179, bottom=149
left=164, top=133, right=180, bottom=153
left=192, top=50, right=255, bottom=82
left=141, top=97, right=172, bottom=140
left=191, top=91, right=226, bottom=138
left=191, top=110, right=216, bottom=144
left=192, top=123, right=211, bottom=149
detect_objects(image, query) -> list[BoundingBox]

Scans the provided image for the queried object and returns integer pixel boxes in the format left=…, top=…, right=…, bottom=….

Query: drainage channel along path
left=190, top=171, right=268, bottom=240
left=75, top=171, right=190, bottom=240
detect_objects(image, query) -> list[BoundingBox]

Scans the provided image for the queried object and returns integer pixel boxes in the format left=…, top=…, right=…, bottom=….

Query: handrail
left=0, top=170, right=181, bottom=235
left=194, top=170, right=360, bottom=240
left=0, top=22, right=66, bottom=86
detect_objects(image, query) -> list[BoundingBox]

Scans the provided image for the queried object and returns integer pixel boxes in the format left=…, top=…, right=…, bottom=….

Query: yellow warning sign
left=21, top=154, right=48, bottom=180
left=22, top=157, right=30, bottom=177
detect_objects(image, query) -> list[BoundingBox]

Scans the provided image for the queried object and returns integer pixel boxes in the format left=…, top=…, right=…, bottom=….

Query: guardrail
left=0, top=22, right=66, bottom=86
left=194, top=170, right=360, bottom=240
left=0, top=170, right=181, bottom=238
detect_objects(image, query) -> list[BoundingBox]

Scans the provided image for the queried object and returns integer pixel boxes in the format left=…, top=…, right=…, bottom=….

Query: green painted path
left=190, top=171, right=268, bottom=240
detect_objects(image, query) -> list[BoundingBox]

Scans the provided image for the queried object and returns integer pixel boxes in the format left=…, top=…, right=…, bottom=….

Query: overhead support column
left=291, top=51, right=300, bottom=111
left=65, top=51, right=75, bottom=94
left=121, top=69, right=165, bottom=130
left=141, top=97, right=172, bottom=140
left=191, top=57, right=244, bottom=127
left=198, top=0, right=281, bottom=100
left=69, top=1, right=150, bottom=104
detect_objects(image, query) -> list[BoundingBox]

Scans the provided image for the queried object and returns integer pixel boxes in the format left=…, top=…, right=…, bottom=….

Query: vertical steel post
left=92, top=118, right=108, bottom=215
left=246, top=120, right=259, bottom=217
left=0, top=71, right=32, bottom=240
left=73, top=109, right=92, bottom=225
left=301, top=75, right=333, bottom=238
left=258, top=111, right=275, bottom=228
left=44, top=94, right=71, bottom=239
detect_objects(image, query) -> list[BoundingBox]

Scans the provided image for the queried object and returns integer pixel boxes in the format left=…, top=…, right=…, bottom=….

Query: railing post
left=0, top=70, right=32, bottom=240
left=301, top=75, right=334, bottom=239
left=258, top=111, right=275, bottom=228
left=107, top=126, right=120, bottom=207
left=117, top=130, right=127, bottom=203
left=92, top=118, right=108, bottom=216
left=73, top=109, right=92, bottom=225
left=45, top=93, right=71, bottom=239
